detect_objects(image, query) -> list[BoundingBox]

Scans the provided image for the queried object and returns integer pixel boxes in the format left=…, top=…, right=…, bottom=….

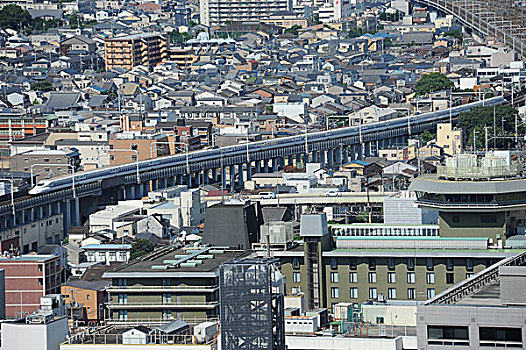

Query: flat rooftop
left=104, top=246, right=251, bottom=277
left=456, top=280, right=503, bottom=306
left=409, top=174, right=526, bottom=194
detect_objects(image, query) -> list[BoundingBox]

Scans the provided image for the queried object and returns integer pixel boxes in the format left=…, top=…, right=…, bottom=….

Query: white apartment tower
left=200, top=0, right=292, bottom=26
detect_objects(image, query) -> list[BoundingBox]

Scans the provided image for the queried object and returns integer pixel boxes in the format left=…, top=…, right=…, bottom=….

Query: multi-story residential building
left=0, top=110, right=56, bottom=169
left=61, top=280, right=110, bottom=322
left=0, top=254, right=66, bottom=317
left=108, top=133, right=171, bottom=165
left=0, top=214, right=64, bottom=254
left=262, top=10, right=309, bottom=28
left=102, top=246, right=249, bottom=324
left=11, top=149, right=81, bottom=181
left=82, top=244, right=131, bottom=265
left=104, top=34, right=169, bottom=71
left=199, top=0, right=292, bottom=26
left=436, top=123, right=463, bottom=155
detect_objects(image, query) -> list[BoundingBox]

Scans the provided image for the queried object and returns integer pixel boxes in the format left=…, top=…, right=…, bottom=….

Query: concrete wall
left=285, top=335, right=405, bottom=350
left=2, top=316, right=68, bottom=350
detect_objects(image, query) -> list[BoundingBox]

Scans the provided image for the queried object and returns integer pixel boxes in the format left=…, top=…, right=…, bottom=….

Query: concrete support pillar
left=320, top=151, right=326, bottom=168
left=186, top=173, right=193, bottom=188
left=229, top=165, right=235, bottom=188
left=212, top=168, right=218, bottom=182
left=312, top=151, right=319, bottom=163
left=263, top=159, right=269, bottom=173
left=195, top=171, right=201, bottom=186
left=279, top=157, right=285, bottom=169
left=221, top=168, right=227, bottom=190
left=38, top=206, right=44, bottom=220
left=177, top=175, right=183, bottom=185
left=272, top=158, right=278, bottom=172
left=30, top=208, right=35, bottom=222
left=74, top=197, right=80, bottom=226
left=130, top=185, right=136, bottom=199
left=237, top=164, right=244, bottom=188
left=336, top=147, right=342, bottom=166
left=295, top=154, right=301, bottom=166
left=63, top=200, right=71, bottom=234
left=328, top=149, right=334, bottom=168
left=304, top=152, right=310, bottom=164
left=246, top=162, right=252, bottom=180
left=365, top=142, right=371, bottom=158
left=358, top=144, right=364, bottom=160
left=168, top=176, right=175, bottom=187
left=342, top=146, right=349, bottom=165
left=48, top=204, right=53, bottom=217
left=151, top=179, right=158, bottom=191
left=255, top=161, right=261, bottom=174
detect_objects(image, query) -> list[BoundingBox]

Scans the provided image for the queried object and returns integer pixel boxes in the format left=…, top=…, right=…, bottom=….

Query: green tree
left=415, top=73, right=454, bottom=96
left=130, top=239, right=155, bottom=260
left=443, top=29, right=462, bottom=41
left=421, top=130, right=435, bottom=144
left=458, top=105, right=521, bottom=149
left=31, top=81, right=55, bottom=92
left=284, top=24, right=301, bottom=36
left=313, top=14, right=322, bottom=24
left=0, top=5, right=32, bottom=30
left=169, top=29, right=191, bottom=43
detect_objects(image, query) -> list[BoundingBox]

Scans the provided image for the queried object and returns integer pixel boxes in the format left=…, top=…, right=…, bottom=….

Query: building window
left=466, top=258, right=473, bottom=271
left=479, top=327, right=522, bottom=345
left=407, top=257, right=415, bottom=271
left=162, top=294, right=171, bottom=304
left=388, top=257, right=395, bottom=270
left=388, top=272, right=396, bottom=284
left=369, top=288, right=377, bottom=299
left=162, top=310, right=172, bottom=320
left=331, top=287, right=339, bottom=299
left=349, top=272, right=358, bottom=283
left=43, top=158, right=49, bottom=163
left=427, top=288, right=435, bottom=299
left=330, top=272, right=339, bottom=283
left=368, top=272, right=377, bottom=283
left=426, top=258, right=434, bottom=271
left=87, top=295, right=90, bottom=300
left=407, top=272, right=416, bottom=284
left=349, top=258, right=357, bottom=270
left=292, top=257, right=300, bottom=269
left=428, top=326, right=468, bottom=344
left=293, top=272, right=301, bottom=283
left=426, top=272, right=435, bottom=284
left=368, top=258, right=376, bottom=270
left=162, top=278, right=170, bottom=286
left=118, top=310, right=128, bottom=321
left=330, top=257, right=338, bottom=270
left=388, top=288, right=397, bottom=299
left=118, top=294, right=127, bottom=304
left=446, top=258, right=454, bottom=271
left=407, top=288, right=416, bottom=300
left=466, top=273, right=474, bottom=279
left=350, top=287, right=358, bottom=299
left=446, top=273, right=455, bottom=284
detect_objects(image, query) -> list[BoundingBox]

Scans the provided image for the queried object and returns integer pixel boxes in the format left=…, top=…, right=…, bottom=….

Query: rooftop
left=103, top=246, right=250, bottom=277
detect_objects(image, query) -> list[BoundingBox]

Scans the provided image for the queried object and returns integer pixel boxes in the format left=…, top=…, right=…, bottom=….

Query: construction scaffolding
left=220, top=258, right=285, bottom=350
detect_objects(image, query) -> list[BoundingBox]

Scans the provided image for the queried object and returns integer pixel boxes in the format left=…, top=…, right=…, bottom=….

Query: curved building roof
left=409, top=175, right=526, bottom=194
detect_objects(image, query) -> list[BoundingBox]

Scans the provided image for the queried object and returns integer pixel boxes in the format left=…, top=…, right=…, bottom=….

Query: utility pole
left=485, top=125, right=489, bottom=153
left=68, top=288, right=79, bottom=328
left=493, top=106, right=497, bottom=151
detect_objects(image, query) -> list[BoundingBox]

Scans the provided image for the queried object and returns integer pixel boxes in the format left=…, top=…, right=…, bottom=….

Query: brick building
left=0, top=254, right=66, bottom=318
left=104, top=33, right=169, bottom=71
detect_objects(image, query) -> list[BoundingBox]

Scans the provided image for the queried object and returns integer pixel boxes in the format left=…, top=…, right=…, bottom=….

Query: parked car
left=259, top=192, right=276, bottom=199
left=326, top=191, right=342, bottom=197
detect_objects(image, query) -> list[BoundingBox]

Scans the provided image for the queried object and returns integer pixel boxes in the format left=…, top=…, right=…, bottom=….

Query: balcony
left=107, top=301, right=219, bottom=309
left=107, top=285, right=218, bottom=293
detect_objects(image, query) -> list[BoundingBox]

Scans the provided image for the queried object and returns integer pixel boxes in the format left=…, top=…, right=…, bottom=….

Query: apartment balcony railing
left=107, top=285, right=218, bottom=292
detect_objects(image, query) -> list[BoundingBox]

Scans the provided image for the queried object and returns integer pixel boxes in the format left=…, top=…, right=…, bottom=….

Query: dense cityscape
left=0, top=0, right=524, bottom=349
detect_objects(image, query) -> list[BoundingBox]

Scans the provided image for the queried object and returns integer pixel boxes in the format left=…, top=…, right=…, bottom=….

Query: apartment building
left=0, top=254, right=66, bottom=317
left=108, top=133, right=170, bottom=165
left=11, top=149, right=81, bottom=181
left=61, top=280, right=109, bottom=322
left=436, top=123, right=463, bottom=155
left=104, top=33, right=169, bottom=71
left=266, top=214, right=520, bottom=310
left=199, top=0, right=292, bottom=26
left=103, top=246, right=249, bottom=323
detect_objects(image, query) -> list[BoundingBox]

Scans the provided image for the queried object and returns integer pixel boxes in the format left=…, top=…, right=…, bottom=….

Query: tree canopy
left=31, top=81, right=55, bottom=92
left=284, top=25, right=301, bottom=36
left=0, top=5, right=63, bottom=34
left=457, top=105, right=522, bottom=149
left=130, top=239, right=155, bottom=260
left=415, top=73, right=454, bottom=96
